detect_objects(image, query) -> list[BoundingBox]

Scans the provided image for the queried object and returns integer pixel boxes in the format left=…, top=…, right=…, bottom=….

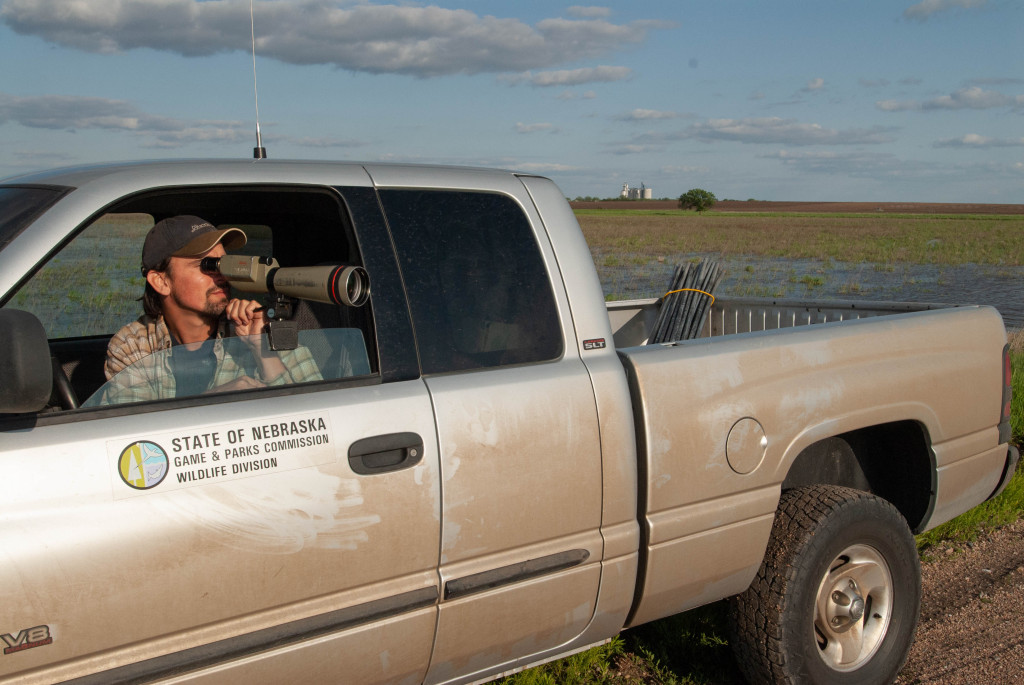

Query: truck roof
left=1, top=158, right=530, bottom=190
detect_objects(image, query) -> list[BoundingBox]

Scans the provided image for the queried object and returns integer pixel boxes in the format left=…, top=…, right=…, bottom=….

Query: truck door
left=0, top=184, right=441, bottom=684
left=380, top=188, right=605, bottom=683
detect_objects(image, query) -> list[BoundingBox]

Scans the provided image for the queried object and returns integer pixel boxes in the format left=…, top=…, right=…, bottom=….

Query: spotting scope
left=200, top=255, right=370, bottom=307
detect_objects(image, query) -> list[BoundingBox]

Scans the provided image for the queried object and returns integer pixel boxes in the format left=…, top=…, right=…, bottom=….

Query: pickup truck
left=0, top=160, right=1017, bottom=685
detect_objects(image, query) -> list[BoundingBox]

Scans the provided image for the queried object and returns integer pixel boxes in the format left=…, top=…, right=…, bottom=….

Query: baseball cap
left=141, top=215, right=247, bottom=273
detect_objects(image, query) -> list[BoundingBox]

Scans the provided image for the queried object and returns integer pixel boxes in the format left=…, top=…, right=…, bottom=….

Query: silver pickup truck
left=0, top=160, right=1017, bottom=685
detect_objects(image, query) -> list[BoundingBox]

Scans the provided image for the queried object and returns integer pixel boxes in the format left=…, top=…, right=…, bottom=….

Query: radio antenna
left=250, top=0, right=267, bottom=159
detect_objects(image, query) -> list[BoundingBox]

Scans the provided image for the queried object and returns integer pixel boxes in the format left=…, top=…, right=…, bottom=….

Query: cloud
left=684, top=117, right=897, bottom=145
left=660, top=164, right=710, bottom=175
left=514, top=122, right=557, bottom=134
left=0, top=0, right=673, bottom=78
left=13, top=150, right=75, bottom=164
left=933, top=134, right=1024, bottom=148
left=803, top=77, right=825, bottom=92
left=967, top=77, right=1024, bottom=86
left=0, top=91, right=362, bottom=149
left=287, top=136, right=367, bottom=148
left=760, top=149, right=915, bottom=178
left=566, top=6, right=612, bottom=19
left=607, top=144, right=665, bottom=156
left=504, top=65, right=632, bottom=87
left=0, top=92, right=195, bottom=132
left=606, top=117, right=898, bottom=152
left=512, top=161, right=581, bottom=172
left=877, top=86, right=1024, bottom=111
left=615, top=108, right=684, bottom=122
left=904, top=0, right=987, bottom=21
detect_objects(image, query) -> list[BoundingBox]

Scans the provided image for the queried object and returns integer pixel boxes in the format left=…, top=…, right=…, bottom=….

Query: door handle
left=348, top=432, right=424, bottom=475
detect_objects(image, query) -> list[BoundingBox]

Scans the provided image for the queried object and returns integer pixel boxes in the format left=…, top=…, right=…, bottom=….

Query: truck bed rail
left=607, top=297, right=959, bottom=347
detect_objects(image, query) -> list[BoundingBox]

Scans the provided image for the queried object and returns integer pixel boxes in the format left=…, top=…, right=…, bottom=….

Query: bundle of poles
left=650, top=259, right=723, bottom=344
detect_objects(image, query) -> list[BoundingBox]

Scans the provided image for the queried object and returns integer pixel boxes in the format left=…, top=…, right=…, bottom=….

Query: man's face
left=163, top=243, right=231, bottom=318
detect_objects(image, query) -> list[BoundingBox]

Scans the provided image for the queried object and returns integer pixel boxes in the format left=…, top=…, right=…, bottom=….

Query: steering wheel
left=51, top=356, right=79, bottom=410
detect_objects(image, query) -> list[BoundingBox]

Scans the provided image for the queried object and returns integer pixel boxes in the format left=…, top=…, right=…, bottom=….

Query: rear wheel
left=730, top=485, right=921, bottom=684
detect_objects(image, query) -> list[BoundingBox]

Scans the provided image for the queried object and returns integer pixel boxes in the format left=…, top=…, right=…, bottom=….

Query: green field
left=577, top=210, right=1024, bottom=266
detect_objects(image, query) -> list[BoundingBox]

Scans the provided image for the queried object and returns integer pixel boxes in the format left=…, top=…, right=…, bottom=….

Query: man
left=102, top=215, right=320, bottom=402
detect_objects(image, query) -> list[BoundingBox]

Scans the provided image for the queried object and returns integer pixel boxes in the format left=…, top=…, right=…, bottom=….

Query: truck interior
left=5, top=185, right=378, bottom=414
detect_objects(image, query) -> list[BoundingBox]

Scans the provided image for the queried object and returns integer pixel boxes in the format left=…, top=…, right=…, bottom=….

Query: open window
left=3, top=186, right=379, bottom=412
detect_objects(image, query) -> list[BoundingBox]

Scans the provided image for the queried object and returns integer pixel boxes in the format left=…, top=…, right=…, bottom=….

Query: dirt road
left=896, top=518, right=1024, bottom=684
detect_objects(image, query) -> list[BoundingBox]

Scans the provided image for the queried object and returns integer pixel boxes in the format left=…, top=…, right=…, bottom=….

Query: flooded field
left=593, top=249, right=1024, bottom=330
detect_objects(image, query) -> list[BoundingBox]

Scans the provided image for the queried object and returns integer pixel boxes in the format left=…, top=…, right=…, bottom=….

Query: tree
left=678, top=188, right=717, bottom=213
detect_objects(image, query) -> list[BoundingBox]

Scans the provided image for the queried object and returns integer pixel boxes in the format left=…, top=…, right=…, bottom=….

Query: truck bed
left=611, top=299, right=1009, bottom=628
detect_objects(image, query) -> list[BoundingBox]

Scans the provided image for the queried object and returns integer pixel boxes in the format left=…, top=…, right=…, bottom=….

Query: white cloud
left=904, top=0, right=987, bottom=21
left=0, top=91, right=363, bottom=149
left=0, top=0, right=672, bottom=77
left=607, top=117, right=898, bottom=152
left=684, top=118, right=897, bottom=146
left=513, top=161, right=581, bottom=172
left=13, top=150, right=75, bottom=164
left=615, top=108, right=683, bottom=121
left=803, top=77, right=825, bottom=92
left=505, top=65, right=632, bottom=87
left=0, top=92, right=194, bottom=132
left=760, top=149, right=914, bottom=178
left=877, top=86, right=1024, bottom=111
left=288, top=136, right=367, bottom=148
left=933, top=134, right=1024, bottom=148
left=514, top=122, right=557, bottom=134
left=608, top=144, right=664, bottom=155
left=566, top=6, right=612, bottom=19
left=660, top=165, right=710, bottom=175
left=968, top=77, right=1024, bottom=86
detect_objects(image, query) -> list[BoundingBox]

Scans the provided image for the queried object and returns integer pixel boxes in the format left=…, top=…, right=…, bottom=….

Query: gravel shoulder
left=896, top=518, right=1024, bottom=684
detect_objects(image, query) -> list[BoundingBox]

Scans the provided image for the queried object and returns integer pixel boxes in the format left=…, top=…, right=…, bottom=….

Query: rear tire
left=729, top=485, right=921, bottom=684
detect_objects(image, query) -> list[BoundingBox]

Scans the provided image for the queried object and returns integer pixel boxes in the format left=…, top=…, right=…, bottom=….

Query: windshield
left=83, top=328, right=372, bottom=407
left=0, top=185, right=72, bottom=251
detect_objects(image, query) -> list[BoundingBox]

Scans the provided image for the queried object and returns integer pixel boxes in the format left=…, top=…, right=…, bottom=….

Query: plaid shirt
left=99, top=315, right=321, bottom=405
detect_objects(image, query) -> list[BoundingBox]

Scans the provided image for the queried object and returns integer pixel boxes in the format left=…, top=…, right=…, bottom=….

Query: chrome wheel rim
left=814, top=543, right=893, bottom=671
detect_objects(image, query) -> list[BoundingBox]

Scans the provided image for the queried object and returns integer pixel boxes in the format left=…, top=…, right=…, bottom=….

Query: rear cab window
left=380, top=189, right=563, bottom=374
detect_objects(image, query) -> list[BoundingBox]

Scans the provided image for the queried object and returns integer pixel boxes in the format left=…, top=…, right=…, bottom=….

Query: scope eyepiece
left=199, top=256, right=221, bottom=274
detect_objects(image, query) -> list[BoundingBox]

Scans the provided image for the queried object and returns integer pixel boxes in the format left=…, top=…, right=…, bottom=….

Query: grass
left=576, top=211, right=1024, bottom=266
left=916, top=329, right=1024, bottom=556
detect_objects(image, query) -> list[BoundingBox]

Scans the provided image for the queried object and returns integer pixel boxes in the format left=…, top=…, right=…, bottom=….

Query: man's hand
left=225, top=297, right=289, bottom=382
left=225, top=298, right=266, bottom=338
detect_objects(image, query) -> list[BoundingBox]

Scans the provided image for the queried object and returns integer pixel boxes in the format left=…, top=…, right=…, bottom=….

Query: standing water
left=593, top=250, right=1024, bottom=331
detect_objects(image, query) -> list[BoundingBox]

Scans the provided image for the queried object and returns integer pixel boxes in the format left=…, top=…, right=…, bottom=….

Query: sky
left=1, top=0, right=1022, bottom=202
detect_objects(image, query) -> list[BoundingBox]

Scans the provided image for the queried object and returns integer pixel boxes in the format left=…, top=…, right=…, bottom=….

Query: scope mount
left=263, top=291, right=298, bottom=351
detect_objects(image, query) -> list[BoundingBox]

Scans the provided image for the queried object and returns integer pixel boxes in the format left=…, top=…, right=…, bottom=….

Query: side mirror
left=0, top=309, right=53, bottom=413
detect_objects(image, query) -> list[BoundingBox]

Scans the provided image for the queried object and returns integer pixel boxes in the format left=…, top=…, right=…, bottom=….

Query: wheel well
left=782, top=421, right=934, bottom=532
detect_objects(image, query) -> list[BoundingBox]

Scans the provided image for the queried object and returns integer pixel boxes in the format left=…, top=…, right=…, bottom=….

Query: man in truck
left=102, top=215, right=320, bottom=401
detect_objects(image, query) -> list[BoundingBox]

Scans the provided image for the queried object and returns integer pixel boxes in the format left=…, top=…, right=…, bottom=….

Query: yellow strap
left=663, top=288, right=715, bottom=305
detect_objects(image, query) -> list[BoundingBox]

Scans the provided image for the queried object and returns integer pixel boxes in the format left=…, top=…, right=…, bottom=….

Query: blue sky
left=1, top=0, right=1021, bottom=202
